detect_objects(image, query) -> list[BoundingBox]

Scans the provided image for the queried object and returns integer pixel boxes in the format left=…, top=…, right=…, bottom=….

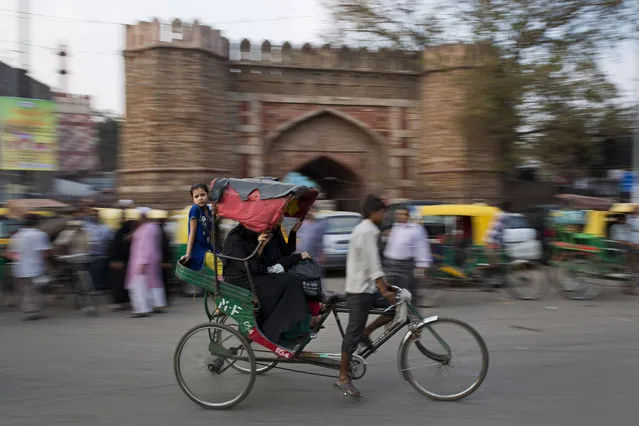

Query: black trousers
left=341, top=292, right=393, bottom=354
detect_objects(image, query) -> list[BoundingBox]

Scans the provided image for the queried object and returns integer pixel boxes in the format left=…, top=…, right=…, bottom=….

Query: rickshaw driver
left=336, top=195, right=397, bottom=400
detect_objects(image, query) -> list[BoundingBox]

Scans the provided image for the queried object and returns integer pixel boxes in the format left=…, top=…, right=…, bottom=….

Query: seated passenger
left=263, top=219, right=323, bottom=319
left=222, top=223, right=311, bottom=346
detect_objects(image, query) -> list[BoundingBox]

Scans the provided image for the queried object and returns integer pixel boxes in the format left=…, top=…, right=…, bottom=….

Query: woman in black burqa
left=222, top=223, right=310, bottom=345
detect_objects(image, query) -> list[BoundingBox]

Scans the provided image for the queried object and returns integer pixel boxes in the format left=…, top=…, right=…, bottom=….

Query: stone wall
left=118, top=19, right=504, bottom=209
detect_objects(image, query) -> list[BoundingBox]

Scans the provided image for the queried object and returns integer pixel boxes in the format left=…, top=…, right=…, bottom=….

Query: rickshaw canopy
left=418, top=204, right=502, bottom=246
left=609, top=203, right=639, bottom=214
left=210, top=177, right=319, bottom=233
left=554, top=194, right=614, bottom=211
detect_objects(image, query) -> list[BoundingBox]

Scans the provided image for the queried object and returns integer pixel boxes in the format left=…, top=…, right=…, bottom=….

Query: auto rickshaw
left=547, top=195, right=634, bottom=300
left=96, top=207, right=170, bottom=230
left=416, top=204, right=546, bottom=305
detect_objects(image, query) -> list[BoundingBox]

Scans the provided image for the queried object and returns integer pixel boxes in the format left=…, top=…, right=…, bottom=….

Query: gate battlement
left=230, top=40, right=421, bottom=73
left=124, top=19, right=491, bottom=73
left=124, top=18, right=229, bottom=58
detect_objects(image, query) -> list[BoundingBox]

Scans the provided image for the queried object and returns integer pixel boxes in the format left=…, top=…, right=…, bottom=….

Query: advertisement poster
left=0, top=97, right=57, bottom=171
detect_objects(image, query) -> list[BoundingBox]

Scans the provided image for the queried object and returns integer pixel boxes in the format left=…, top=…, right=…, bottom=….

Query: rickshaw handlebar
left=211, top=240, right=266, bottom=263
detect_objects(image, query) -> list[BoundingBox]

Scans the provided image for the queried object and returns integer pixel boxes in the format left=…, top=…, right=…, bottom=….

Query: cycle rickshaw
left=173, top=177, right=489, bottom=409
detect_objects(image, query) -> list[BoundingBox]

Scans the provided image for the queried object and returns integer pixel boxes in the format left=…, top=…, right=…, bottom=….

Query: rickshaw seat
left=323, top=291, right=347, bottom=305
left=175, top=262, right=257, bottom=333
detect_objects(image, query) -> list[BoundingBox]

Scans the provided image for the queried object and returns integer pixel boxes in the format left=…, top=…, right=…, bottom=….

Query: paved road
left=1, top=277, right=638, bottom=426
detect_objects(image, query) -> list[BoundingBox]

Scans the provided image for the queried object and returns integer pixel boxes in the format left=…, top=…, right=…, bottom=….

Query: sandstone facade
left=119, top=19, right=503, bottom=210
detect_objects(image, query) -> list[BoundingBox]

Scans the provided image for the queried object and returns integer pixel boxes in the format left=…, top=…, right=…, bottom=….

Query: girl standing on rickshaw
left=180, top=183, right=216, bottom=271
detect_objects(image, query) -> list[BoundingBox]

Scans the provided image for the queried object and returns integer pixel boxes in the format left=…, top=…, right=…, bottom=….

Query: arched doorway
left=266, top=109, right=388, bottom=211
left=295, top=156, right=362, bottom=212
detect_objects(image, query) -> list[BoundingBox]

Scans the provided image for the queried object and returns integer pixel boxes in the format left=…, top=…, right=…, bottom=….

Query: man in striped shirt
left=483, top=202, right=511, bottom=276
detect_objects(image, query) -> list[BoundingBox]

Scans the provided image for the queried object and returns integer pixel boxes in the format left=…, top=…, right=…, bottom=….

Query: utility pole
left=16, top=0, right=30, bottom=197
left=17, top=0, right=30, bottom=98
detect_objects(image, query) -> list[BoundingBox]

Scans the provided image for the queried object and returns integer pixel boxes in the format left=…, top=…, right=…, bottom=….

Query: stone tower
left=118, top=19, right=233, bottom=206
left=419, top=44, right=502, bottom=202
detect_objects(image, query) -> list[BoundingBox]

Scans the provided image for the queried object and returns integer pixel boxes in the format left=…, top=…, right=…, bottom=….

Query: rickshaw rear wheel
left=174, top=323, right=256, bottom=409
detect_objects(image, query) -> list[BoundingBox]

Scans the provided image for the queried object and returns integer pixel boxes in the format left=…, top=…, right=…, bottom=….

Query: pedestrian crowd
left=2, top=201, right=173, bottom=320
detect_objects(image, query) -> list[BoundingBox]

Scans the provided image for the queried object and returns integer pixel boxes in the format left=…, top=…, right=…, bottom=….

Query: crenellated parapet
left=124, top=18, right=229, bottom=58
left=422, top=43, right=494, bottom=72
left=230, top=39, right=421, bottom=73
left=123, top=19, right=490, bottom=73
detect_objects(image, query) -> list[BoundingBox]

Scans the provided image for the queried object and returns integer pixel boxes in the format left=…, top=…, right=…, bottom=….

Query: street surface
left=1, top=275, right=638, bottom=426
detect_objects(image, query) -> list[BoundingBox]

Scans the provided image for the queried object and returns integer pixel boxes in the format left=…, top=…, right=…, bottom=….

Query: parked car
left=316, top=211, right=362, bottom=270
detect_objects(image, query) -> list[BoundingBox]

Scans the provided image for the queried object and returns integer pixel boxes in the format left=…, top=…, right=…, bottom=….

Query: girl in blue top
left=180, top=183, right=215, bottom=271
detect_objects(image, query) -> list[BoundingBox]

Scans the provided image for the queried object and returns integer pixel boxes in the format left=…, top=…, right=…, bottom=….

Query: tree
left=95, top=113, right=121, bottom=172
left=322, top=0, right=634, bottom=175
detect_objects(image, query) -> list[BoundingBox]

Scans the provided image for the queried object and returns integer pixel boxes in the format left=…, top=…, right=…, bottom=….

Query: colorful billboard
left=0, top=97, right=57, bottom=171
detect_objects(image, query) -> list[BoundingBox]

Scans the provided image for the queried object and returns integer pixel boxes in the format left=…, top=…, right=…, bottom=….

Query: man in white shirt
left=336, top=195, right=396, bottom=400
left=383, top=207, right=432, bottom=306
left=8, top=214, right=52, bottom=320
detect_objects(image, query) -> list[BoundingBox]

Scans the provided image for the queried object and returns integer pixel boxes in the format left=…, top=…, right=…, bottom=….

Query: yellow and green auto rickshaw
left=416, top=204, right=546, bottom=305
left=547, top=195, right=636, bottom=300
left=96, top=207, right=170, bottom=231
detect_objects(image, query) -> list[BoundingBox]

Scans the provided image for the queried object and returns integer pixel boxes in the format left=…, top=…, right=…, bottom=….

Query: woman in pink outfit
left=125, top=207, right=166, bottom=317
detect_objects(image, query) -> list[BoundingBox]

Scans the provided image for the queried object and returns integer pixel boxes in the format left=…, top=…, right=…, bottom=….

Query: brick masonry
left=118, top=19, right=503, bottom=210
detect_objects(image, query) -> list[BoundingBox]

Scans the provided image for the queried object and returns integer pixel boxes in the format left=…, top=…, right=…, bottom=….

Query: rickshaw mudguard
left=247, top=329, right=295, bottom=360
left=397, top=315, right=440, bottom=382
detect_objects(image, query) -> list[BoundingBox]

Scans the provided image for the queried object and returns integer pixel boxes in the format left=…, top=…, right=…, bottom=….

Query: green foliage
left=322, top=0, right=634, bottom=174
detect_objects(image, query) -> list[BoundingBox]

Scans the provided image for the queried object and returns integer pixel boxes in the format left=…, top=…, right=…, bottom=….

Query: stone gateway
left=118, top=19, right=503, bottom=210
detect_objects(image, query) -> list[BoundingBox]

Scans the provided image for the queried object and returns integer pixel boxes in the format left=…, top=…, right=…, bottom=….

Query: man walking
left=383, top=206, right=432, bottom=306
left=335, top=195, right=396, bottom=400
left=296, top=206, right=328, bottom=266
left=8, top=214, right=52, bottom=320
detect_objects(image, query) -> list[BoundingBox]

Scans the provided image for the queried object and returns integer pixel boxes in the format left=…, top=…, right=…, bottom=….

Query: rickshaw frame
left=173, top=178, right=489, bottom=409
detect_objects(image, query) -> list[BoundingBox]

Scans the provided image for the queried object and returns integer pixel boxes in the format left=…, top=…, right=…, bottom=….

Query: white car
left=316, top=211, right=363, bottom=269
left=502, top=213, right=543, bottom=261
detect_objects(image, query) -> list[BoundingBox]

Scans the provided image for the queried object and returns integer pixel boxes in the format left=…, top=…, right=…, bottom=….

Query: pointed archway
left=267, top=109, right=388, bottom=209
left=295, top=156, right=362, bottom=212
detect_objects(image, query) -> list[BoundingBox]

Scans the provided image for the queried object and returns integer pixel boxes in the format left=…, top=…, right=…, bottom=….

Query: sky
left=0, top=0, right=636, bottom=115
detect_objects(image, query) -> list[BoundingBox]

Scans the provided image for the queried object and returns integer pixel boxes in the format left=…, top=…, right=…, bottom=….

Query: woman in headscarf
left=222, top=223, right=310, bottom=346
left=125, top=207, right=166, bottom=317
